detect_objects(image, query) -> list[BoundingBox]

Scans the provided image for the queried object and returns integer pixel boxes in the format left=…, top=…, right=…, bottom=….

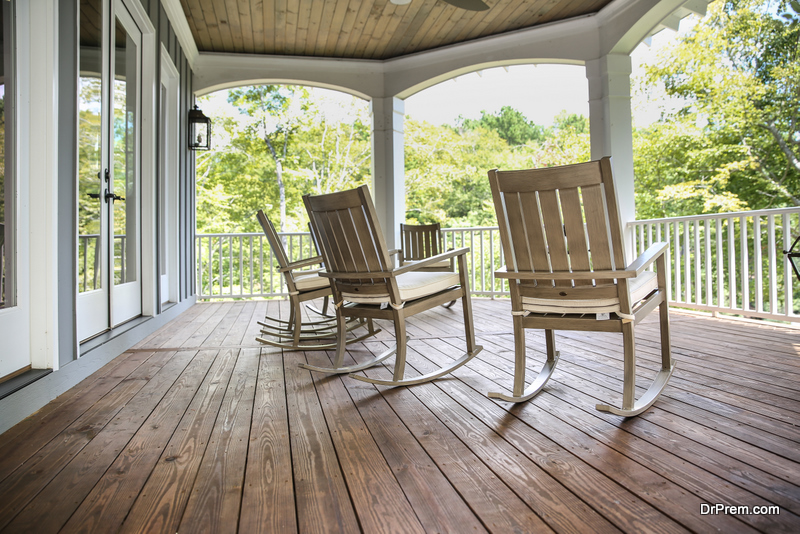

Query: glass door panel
left=110, top=3, right=141, bottom=326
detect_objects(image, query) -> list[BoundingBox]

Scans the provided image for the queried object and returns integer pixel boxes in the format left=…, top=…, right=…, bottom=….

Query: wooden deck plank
left=0, top=350, right=155, bottom=481
left=118, top=349, right=240, bottom=534
left=0, top=352, right=172, bottom=531
left=2, top=301, right=800, bottom=533
left=331, top=351, right=488, bottom=533
left=304, top=350, right=427, bottom=534
left=238, top=348, right=296, bottom=534
left=445, top=333, right=800, bottom=532
left=546, top=332, right=800, bottom=464
left=425, top=337, right=765, bottom=534
left=3, top=350, right=198, bottom=533
left=178, top=348, right=260, bottom=534
left=403, top=340, right=694, bottom=534
left=282, top=350, right=360, bottom=533
left=60, top=349, right=219, bottom=532
left=355, top=342, right=554, bottom=534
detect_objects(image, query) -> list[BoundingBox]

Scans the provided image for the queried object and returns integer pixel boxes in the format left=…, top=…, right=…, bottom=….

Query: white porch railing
left=629, top=207, right=800, bottom=322
left=196, top=208, right=800, bottom=324
left=195, top=227, right=508, bottom=300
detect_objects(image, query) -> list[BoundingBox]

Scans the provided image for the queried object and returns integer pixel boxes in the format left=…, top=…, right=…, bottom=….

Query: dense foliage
left=634, top=0, right=800, bottom=219
left=196, top=90, right=591, bottom=232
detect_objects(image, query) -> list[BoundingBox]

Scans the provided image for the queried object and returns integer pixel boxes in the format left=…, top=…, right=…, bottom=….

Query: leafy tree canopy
left=635, top=0, right=800, bottom=218
left=458, top=105, right=547, bottom=146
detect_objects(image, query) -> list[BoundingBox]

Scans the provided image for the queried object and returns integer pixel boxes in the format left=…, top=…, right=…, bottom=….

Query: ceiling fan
left=390, top=0, right=490, bottom=11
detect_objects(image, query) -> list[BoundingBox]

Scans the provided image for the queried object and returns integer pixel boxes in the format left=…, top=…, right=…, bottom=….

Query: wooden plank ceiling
left=179, top=0, right=614, bottom=60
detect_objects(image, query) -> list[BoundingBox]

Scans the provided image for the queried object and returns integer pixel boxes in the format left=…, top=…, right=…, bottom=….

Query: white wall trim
left=160, top=44, right=180, bottom=305
left=27, top=0, right=59, bottom=370
left=162, top=0, right=199, bottom=67
left=132, top=0, right=158, bottom=319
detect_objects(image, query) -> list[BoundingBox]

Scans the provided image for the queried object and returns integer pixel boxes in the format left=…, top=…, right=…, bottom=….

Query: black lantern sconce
left=785, top=234, right=800, bottom=283
left=188, top=105, right=211, bottom=150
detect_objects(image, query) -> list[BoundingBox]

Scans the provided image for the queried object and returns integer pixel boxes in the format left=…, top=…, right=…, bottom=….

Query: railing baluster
left=768, top=214, right=777, bottom=315
left=728, top=217, right=736, bottom=309
left=784, top=213, right=794, bottom=317
left=693, top=220, right=701, bottom=304
left=741, top=215, right=749, bottom=311
left=754, top=216, right=763, bottom=312
left=674, top=221, right=681, bottom=303
left=664, top=223, right=671, bottom=302
left=683, top=221, right=691, bottom=303
left=715, top=218, right=723, bottom=309
left=704, top=219, right=711, bottom=306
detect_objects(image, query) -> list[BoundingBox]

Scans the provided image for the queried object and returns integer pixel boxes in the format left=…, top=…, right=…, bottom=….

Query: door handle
left=104, top=189, right=125, bottom=203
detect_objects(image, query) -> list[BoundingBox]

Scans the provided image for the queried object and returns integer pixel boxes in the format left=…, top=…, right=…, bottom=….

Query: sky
left=404, top=20, right=695, bottom=129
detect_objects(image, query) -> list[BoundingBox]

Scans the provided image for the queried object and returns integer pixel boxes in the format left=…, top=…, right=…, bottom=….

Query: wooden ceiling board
left=178, top=0, right=617, bottom=60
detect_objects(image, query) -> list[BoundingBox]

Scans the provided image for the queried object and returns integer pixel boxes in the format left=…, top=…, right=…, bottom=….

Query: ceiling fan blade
left=441, top=0, right=490, bottom=11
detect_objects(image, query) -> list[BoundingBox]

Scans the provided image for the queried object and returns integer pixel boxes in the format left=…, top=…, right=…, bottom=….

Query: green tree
left=227, top=85, right=310, bottom=231
left=196, top=87, right=372, bottom=233
left=636, top=0, right=800, bottom=217
left=458, top=105, right=547, bottom=146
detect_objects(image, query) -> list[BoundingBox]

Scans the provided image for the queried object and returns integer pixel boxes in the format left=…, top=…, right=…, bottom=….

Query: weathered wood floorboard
left=1, top=299, right=798, bottom=533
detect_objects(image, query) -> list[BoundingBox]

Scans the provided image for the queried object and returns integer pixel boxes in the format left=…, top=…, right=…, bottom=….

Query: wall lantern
left=188, top=105, right=211, bottom=150
left=785, top=234, right=800, bottom=283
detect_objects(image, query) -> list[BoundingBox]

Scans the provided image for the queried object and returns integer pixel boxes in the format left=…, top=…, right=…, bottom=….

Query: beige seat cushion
left=293, top=271, right=330, bottom=292
left=521, top=271, right=658, bottom=315
left=343, top=271, right=460, bottom=305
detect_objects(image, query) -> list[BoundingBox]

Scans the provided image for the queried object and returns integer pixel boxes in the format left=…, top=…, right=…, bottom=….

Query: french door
left=77, top=0, right=143, bottom=341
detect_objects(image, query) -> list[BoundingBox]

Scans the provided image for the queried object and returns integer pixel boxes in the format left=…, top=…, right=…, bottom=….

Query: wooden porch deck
left=0, top=299, right=798, bottom=533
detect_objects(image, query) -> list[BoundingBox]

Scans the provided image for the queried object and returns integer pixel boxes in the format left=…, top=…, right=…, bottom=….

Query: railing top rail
left=630, top=206, right=800, bottom=226
left=195, top=231, right=307, bottom=238
left=441, top=226, right=500, bottom=231
left=194, top=227, right=503, bottom=238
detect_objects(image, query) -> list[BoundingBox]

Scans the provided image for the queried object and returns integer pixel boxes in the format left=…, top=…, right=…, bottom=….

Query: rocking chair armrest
left=318, top=247, right=469, bottom=280
left=318, top=269, right=395, bottom=280
left=493, top=265, right=637, bottom=281
left=282, top=255, right=324, bottom=272
left=626, top=242, right=668, bottom=275
left=393, top=247, right=468, bottom=275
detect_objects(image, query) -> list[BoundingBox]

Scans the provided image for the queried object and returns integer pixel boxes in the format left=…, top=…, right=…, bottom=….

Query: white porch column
left=586, top=54, right=635, bottom=261
left=370, top=97, right=405, bottom=250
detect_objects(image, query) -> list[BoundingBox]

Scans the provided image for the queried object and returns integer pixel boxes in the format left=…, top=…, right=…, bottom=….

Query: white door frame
left=159, top=45, right=180, bottom=306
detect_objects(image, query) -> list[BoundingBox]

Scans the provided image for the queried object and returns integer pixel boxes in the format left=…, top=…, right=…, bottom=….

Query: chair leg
left=392, top=308, right=408, bottom=381
left=298, top=310, right=393, bottom=373
left=487, top=322, right=559, bottom=403
left=460, top=289, right=481, bottom=355
left=596, top=305, right=675, bottom=417
left=292, top=296, right=303, bottom=348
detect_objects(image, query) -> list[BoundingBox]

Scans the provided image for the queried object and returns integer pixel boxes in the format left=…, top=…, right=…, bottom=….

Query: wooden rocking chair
left=488, top=157, right=675, bottom=416
left=400, top=223, right=456, bottom=308
left=254, top=209, right=379, bottom=350
left=301, top=185, right=483, bottom=385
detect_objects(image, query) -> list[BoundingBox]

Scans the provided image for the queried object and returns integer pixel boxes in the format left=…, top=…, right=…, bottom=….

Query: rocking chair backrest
left=303, top=185, right=394, bottom=291
left=256, top=209, right=291, bottom=271
left=400, top=223, right=442, bottom=262
left=488, top=157, right=626, bottom=288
